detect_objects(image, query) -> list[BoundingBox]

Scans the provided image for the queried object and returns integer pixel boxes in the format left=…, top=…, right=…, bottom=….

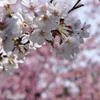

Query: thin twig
left=50, top=0, right=53, bottom=3
left=68, top=0, right=82, bottom=13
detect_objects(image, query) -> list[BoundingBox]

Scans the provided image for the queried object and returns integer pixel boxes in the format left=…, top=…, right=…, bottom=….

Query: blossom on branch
left=0, top=0, right=91, bottom=76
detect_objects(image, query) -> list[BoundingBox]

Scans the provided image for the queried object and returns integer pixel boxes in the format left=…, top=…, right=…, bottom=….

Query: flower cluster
left=0, top=0, right=90, bottom=76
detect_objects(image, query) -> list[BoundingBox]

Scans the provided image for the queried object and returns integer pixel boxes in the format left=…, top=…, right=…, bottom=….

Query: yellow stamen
left=41, top=15, right=48, bottom=22
left=53, top=10, right=58, bottom=16
left=39, top=30, right=44, bottom=36
left=3, top=66, right=6, bottom=72
left=66, top=38, right=70, bottom=44
left=30, top=5, right=34, bottom=10
left=8, top=60, right=12, bottom=66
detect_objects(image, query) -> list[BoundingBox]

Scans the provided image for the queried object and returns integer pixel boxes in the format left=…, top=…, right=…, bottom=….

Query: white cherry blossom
left=48, top=0, right=68, bottom=20
left=0, top=0, right=91, bottom=76
left=30, top=29, right=52, bottom=45
left=21, top=0, right=40, bottom=14
left=0, top=0, right=17, bottom=7
left=53, top=36, right=80, bottom=60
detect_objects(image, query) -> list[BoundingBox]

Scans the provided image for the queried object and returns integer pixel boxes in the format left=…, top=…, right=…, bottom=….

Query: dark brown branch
left=50, top=0, right=53, bottom=3
left=68, top=0, right=84, bottom=13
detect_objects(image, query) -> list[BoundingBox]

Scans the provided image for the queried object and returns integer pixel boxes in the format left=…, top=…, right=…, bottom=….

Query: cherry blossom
left=0, top=0, right=91, bottom=77
left=0, top=0, right=17, bottom=7
left=21, top=0, right=40, bottom=14
left=53, top=36, right=80, bottom=60
left=0, top=0, right=99, bottom=100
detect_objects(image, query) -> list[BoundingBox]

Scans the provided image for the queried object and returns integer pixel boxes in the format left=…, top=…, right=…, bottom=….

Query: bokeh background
left=0, top=0, right=100, bottom=100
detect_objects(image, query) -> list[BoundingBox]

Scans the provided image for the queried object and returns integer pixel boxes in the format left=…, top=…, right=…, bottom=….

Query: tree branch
left=50, top=0, right=53, bottom=3
left=68, top=0, right=84, bottom=13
